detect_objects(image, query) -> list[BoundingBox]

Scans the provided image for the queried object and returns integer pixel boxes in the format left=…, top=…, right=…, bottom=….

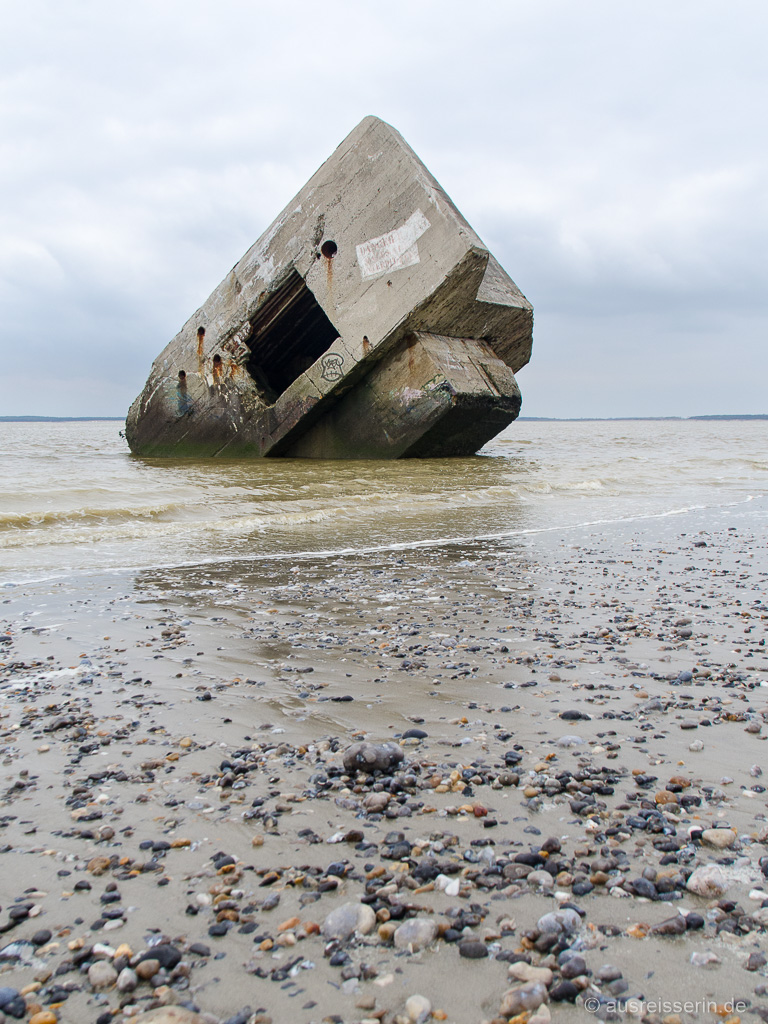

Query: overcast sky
left=1, top=0, right=766, bottom=418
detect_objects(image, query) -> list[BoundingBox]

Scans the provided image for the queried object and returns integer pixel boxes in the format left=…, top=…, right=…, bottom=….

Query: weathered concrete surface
left=125, top=116, right=533, bottom=459
left=287, top=332, right=521, bottom=459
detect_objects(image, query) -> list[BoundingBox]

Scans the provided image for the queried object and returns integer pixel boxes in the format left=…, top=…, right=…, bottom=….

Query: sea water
left=1, top=419, right=766, bottom=585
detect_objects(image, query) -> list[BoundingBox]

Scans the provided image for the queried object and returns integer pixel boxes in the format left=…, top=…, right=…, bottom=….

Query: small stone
left=322, top=903, right=376, bottom=940
left=342, top=741, right=404, bottom=774
left=87, top=856, right=112, bottom=876
left=549, top=980, right=579, bottom=1002
left=117, top=967, right=138, bottom=992
left=363, top=792, right=390, bottom=813
left=0, top=989, right=21, bottom=1011
left=626, top=923, right=649, bottom=937
left=605, top=978, right=629, bottom=997
left=640, top=698, right=664, bottom=712
left=499, top=982, right=548, bottom=1016
left=30, top=1014, right=57, bottom=1024
left=630, top=877, right=658, bottom=900
left=393, top=918, right=438, bottom=951
left=529, top=1006, right=552, bottom=1024
left=153, top=985, right=178, bottom=1006
left=744, top=951, right=767, bottom=971
left=136, top=959, right=160, bottom=980
left=536, top=909, right=581, bottom=936
left=277, top=916, right=300, bottom=932
left=686, top=865, right=729, bottom=898
left=527, top=870, right=554, bottom=890
left=690, top=951, right=721, bottom=968
left=187, top=942, right=211, bottom=957
left=434, top=874, right=460, bottom=897
left=701, top=828, right=736, bottom=849
left=137, top=945, right=182, bottom=970
left=507, top=963, right=553, bottom=986
left=560, top=954, right=587, bottom=978
left=458, top=940, right=488, bottom=959
left=650, top=915, right=687, bottom=936
left=88, top=961, right=117, bottom=989
left=668, top=775, right=691, bottom=788
left=405, top=994, right=432, bottom=1023
left=1, top=996, right=26, bottom=1019
left=655, top=791, right=679, bottom=805
left=595, top=965, right=622, bottom=983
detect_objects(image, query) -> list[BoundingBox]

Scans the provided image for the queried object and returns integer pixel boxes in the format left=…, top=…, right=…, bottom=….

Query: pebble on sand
left=701, top=828, right=736, bottom=849
left=536, top=909, right=581, bottom=936
left=686, top=865, right=729, bottom=898
left=87, top=961, right=117, bottom=989
left=499, top=981, right=549, bottom=1016
left=405, top=994, right=432, bottom=1023
left=342, top=741, right=404, bottom=774
left=650, top=914, right=687, bottom=936
left=508, top=963, right=553, bottom=986
left=393, top=918, right=438, bottom=951
left=321, top=902, right=377, bottom=940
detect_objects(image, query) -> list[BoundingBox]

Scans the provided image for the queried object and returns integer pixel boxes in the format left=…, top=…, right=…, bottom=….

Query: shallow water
left=1, top=418, right=766, bottom=583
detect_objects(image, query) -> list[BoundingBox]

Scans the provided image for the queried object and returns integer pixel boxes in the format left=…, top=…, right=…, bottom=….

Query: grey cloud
left=1, top=0, right=766, bottom=417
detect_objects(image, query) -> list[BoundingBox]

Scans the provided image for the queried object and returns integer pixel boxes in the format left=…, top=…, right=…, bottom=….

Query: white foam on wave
left=3, top=494, right=760, bottom=589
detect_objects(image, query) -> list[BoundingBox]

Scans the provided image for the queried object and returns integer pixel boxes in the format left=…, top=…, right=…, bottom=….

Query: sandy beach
left=2, top=508, right=767, bottom=1024
left=2, top=0, right=768, bottom=1018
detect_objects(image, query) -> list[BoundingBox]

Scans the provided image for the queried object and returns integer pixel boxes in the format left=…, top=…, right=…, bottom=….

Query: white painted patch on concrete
left=357, top=210, right=430, bottom=279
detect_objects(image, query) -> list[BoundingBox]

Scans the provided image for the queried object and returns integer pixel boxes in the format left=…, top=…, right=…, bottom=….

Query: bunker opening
left=245, top=271, right=340, bottom=401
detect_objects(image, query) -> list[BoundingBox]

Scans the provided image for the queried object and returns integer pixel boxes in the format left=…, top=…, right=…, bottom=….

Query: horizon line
left=2, top=413, right=767, bottom=424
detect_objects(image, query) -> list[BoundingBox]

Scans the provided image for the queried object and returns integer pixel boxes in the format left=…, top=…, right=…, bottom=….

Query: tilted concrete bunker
left=125, top=116, right=533, bottom=459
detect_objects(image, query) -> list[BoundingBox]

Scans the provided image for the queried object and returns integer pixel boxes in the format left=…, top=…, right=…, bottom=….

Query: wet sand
left=1, top=513, right=767, bottom=1024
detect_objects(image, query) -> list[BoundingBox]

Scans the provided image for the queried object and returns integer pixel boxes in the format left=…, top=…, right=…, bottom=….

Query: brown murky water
left=1, top=419, right=766, bottom=584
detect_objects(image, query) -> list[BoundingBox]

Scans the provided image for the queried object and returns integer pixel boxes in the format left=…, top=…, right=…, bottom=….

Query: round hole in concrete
left=212, top=354, right=222, bottom=366
left=178, top=370, right=186, bottom=380
left=197, top=326, right=205, bottom=337
left=321, top=240, right=338, bottom=259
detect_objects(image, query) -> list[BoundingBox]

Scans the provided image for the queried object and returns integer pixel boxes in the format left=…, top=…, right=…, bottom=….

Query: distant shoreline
left=519, top=414, right=768, bottom=422
left=1, top=414, right=766, bottom=423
